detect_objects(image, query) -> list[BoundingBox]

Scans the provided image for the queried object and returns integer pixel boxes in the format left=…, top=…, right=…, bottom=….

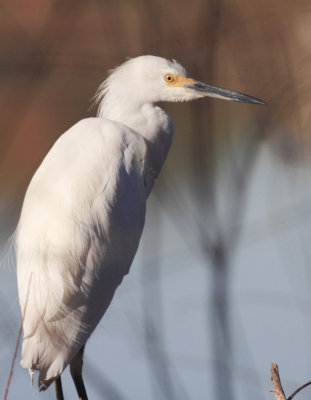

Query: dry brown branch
left=270, top=363, right=286, bottom=400
left=269, top=362, right=311, bottom=400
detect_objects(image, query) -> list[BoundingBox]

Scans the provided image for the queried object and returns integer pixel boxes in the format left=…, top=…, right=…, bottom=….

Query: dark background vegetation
left=1, top=1, right=311, bottom=399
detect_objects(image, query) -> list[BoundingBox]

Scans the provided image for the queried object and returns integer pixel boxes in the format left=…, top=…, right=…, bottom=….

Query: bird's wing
left=16, top=118, right=148, bottom=383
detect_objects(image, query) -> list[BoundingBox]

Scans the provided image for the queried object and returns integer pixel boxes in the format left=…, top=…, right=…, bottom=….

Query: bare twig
left=4, top=273, right=33, bottom=400
left=287, top=380, right=311, bottom=400
left=269, top=362, right=311, bottom=400
left=270, top=363, right=286, bottom=400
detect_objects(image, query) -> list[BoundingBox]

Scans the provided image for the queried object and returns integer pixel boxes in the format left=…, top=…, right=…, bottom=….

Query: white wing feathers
left=16, top=118, right=148, bottom=386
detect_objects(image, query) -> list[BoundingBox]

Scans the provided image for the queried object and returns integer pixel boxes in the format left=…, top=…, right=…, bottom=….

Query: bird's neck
left=99, top=101, right=174, bottom=193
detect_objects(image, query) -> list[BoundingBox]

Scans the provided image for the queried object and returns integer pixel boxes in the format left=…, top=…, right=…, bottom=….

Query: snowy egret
left=16, top=55, right=265, bottom=400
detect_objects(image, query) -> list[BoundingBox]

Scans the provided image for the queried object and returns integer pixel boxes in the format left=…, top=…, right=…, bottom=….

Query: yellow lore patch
left=164, top=73, right=194, bottom=87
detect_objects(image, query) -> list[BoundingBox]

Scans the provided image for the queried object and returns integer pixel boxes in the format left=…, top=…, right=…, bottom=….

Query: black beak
left=186, top=81, right=266, bottom=105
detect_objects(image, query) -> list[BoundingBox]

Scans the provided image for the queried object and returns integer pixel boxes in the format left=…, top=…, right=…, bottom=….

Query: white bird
left=16, top=55, right=265, bottom=400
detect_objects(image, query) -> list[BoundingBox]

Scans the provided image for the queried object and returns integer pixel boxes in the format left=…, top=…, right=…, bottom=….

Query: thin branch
left=270, top=363, right=286, bottom=400
left=269, top=362, right=311, bottom=400
left=4, top=273, right=33, bottom=400
left=287, top=381, right=311, bottom=400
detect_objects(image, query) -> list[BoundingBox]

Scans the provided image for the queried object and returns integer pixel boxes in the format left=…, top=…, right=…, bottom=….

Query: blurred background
left=1, top=0, right=311, bottom=399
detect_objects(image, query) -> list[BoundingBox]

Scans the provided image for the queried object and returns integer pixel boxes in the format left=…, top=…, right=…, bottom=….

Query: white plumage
left=17, top=118, right=150, bottom=385
left=16, top=55, right=265, bottom=397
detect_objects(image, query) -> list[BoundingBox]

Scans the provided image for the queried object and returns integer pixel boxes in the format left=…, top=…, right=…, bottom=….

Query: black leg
left=70, top=346, right=88, bottom=400
left=54, top=376, right=64, bottom=400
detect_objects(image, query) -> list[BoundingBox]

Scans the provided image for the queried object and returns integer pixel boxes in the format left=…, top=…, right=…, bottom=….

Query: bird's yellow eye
left=164, top=73, right=175, bottom=84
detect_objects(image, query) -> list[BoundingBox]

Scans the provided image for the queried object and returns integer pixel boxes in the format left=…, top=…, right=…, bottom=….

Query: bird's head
left=96, top=55, right=265, bottom=118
